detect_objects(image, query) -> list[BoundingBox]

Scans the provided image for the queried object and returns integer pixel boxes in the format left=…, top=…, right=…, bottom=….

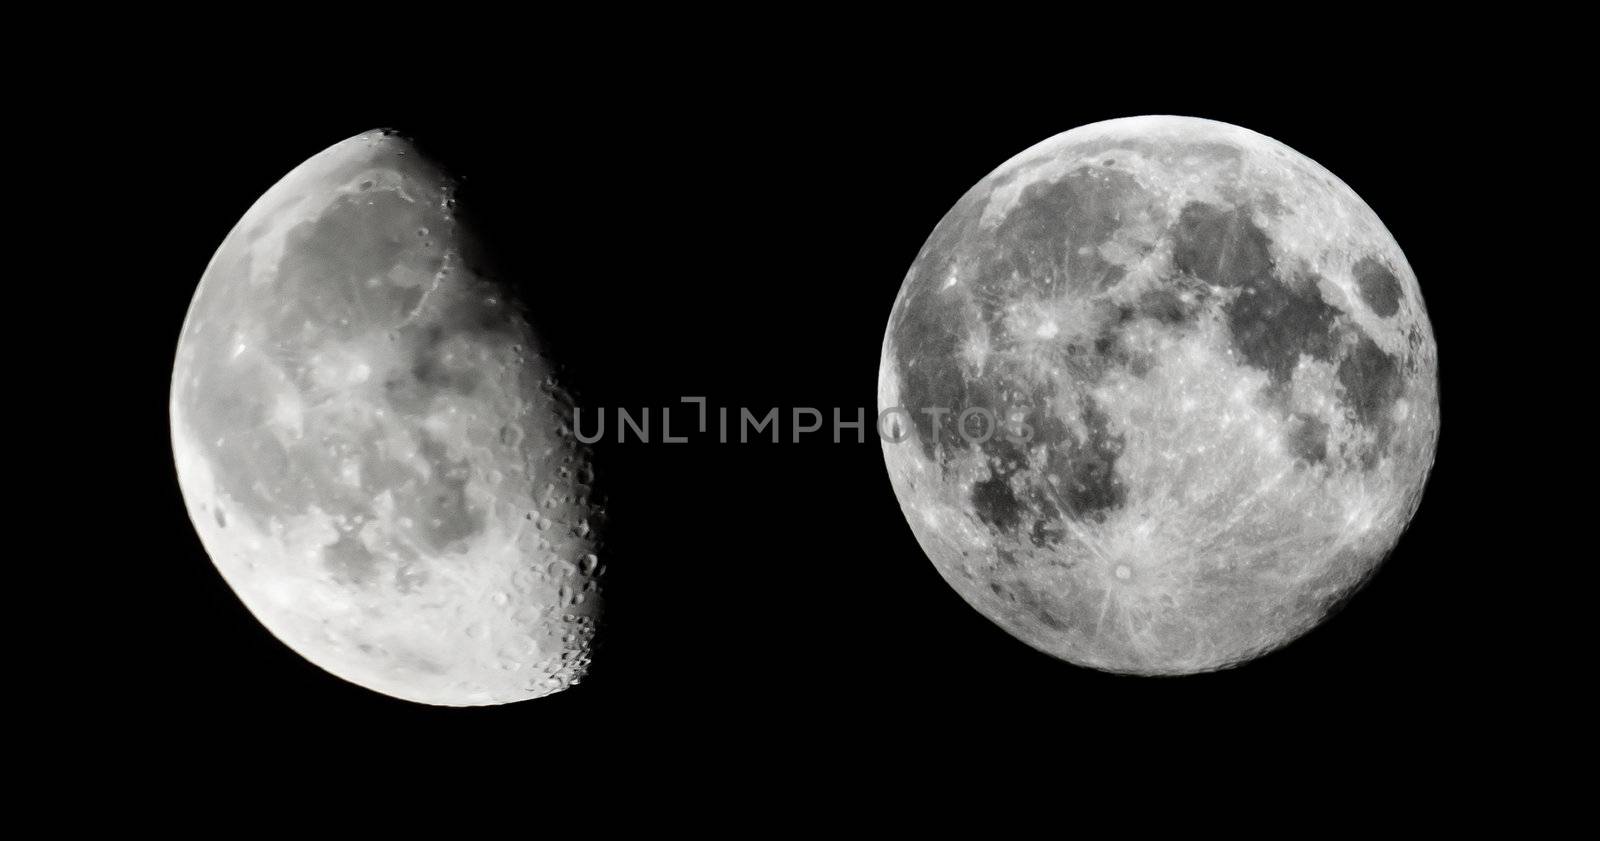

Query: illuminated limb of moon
left=171, top=131, right=604, bottom=705
left=880, top=116, right=1438, bottom=674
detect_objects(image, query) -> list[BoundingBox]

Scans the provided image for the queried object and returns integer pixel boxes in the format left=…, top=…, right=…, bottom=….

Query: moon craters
left=879, top=116, right=1438, bottom=674
left=171, top=130, right=606, bottom=706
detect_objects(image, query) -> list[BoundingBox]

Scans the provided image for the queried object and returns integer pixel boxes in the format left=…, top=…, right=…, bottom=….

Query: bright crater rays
left=879, top=115, right=1438, bottom=674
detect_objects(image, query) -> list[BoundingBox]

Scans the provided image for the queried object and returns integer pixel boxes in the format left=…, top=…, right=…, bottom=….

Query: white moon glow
left=879, top=116, right=1438, bottom=674
left=171, top=130, right=604, bottom=705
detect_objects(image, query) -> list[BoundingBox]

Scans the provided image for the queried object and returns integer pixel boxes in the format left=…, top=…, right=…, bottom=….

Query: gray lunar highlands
left=879, top=116, right=1438, bottom=674
left=171, top=130, right=604, bottom=705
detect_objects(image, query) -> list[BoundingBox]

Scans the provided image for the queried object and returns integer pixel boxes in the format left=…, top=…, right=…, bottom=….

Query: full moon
left=879, top=116, right=1438, bottom=674
left=171, top=130, right=605, bottom=705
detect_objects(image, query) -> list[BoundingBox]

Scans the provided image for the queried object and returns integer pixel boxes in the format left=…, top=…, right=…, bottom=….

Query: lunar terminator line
left=879, top=116, right=1438, bottom=674
left=171, top=130, right=605, bottom=705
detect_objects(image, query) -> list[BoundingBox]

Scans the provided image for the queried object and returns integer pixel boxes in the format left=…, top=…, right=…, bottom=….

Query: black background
left=89, top=60, right=1529, bottom=779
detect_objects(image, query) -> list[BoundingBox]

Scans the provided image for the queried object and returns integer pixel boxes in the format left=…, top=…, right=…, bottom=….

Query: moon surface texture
left=880, top=116, right=1438, bottom=674
left=171, top=131, right=605, bottom=705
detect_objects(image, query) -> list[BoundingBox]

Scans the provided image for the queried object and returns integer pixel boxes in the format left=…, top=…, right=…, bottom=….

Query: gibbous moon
left=879, top=116, right=1438, bottom=674
left=171, top=130, right=605, bottom=705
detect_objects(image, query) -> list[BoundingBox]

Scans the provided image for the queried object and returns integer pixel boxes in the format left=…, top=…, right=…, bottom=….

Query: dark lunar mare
left=985, top=167, right=1140, bottom=297
left=1171, top=200, right=1408, bottom=467
left=1353, top=257, right=1402, bottom=318
left=893, top=167, right=1413, bottom=562
left=893, top=167, right=1146, bottom=545
left=1338, top=335, right=1405, bottom=467
left=184, top=138, right=577, bottom=598
left=1172, top=201, right=1343, bottom=390
left=883, top=121, right=1436, bottom=675
left=1287, top=414, right=1330, bottom=465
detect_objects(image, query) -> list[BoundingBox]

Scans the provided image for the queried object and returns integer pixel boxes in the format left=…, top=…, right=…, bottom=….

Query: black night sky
left=66, top=45, right=1545, bottom=791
